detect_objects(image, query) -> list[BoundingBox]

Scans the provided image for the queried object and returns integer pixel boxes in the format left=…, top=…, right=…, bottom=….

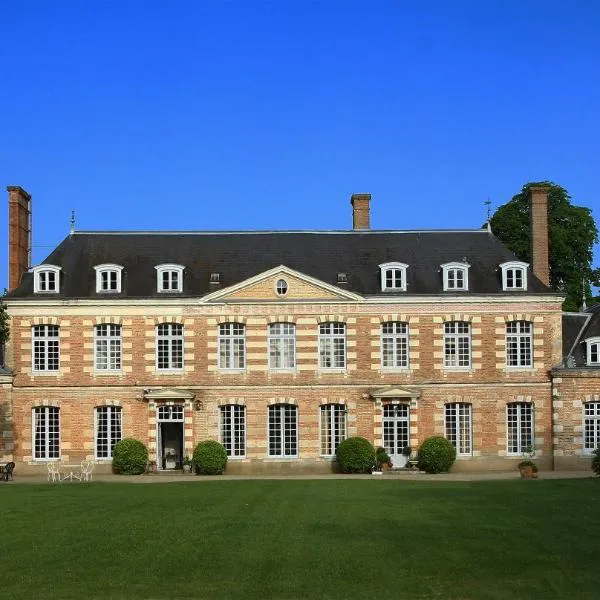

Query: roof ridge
left=72, top=229, right=490, bottom=235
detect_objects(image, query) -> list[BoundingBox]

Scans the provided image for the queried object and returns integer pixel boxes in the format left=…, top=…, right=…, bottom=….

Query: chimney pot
left=528, top=185, right=550, bottom=287
left=7, top=186, right=32, bottom=291
left=351, top=193, right=371, bottom=230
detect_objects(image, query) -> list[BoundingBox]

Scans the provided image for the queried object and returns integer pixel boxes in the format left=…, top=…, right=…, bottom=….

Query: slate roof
left=561, top=303, right=600, bottom=368
left=6, top=228, right=553, bottom=299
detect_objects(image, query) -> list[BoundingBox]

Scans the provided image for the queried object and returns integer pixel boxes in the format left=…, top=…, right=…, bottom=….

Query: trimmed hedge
left=193, top=440, right=228, bottom=475
left=112, top=438, right=149, bottom=475
left=336, top=437, right=376, bottom=473
left=417, top=436, right=456, bottom=474
left=592, top=448, right=600, bottom=477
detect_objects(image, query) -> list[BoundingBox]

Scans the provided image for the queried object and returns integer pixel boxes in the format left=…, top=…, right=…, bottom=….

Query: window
left=500, top=261, right=528, bottom=291
left=381, top=321, right=409, bottom=369
left=95, top=406, right=122, bottom=459
left=584, top=403, right=600, bottom=452
left=156, top=323, right=184, bottom=370
left=319, top=322, right=346, bottom=369
left=94, top=264, right=123, bottom=293
left=507, top=402, right=534, bottom=454
left=32, top=325, right=60, bottom=371
left=445, top=403, right=472, bottom=455
left=379, top=262, right=408, bottom=292
left=441, top=262, right=469, bottom=291
left=220, top=405, right=246, bottom=457
left=218, top=323, right=246, bottom=370
left=337, top=272, right=347, bottom=284
left=157, top=405, right=184, bottom=421
left=443, top=321, right=471, bottom=368
left=269, top=323, right=296, bottom=370
left=210, top=272, right=220, bottom=284
left=155, top=264, right=184, bottom=293
left=585, top=337, right=600, bottom=365
left=320, top=404, right=347, bottom=456
left=32, top=264, right=61, bottom=293
left=95, top=324, right=122, bottom=371
left=268, top=404, right=298, bottom=457
left=506, top=321, right=533, bottom=367
left=33, top=406, right=60, bottom=460
left=275, top=279, right=288, bottom=296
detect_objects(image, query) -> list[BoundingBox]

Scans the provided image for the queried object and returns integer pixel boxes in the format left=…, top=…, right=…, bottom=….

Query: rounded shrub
left=592, top=448, right=600, bottom=477
left=112, top=438, right=149, bottom=475
left=336, top=436, right=376, bottom=473
left=193, top=440, right=228, bottom=475
left=417, top=436, right=456, bottom=474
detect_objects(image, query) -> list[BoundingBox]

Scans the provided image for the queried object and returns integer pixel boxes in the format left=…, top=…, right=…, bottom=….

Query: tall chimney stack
left=528, top=185, right=550, bottom=287
left=351, top=193, right=371, bottom=230
left=7, top=186, right=32, bottom=291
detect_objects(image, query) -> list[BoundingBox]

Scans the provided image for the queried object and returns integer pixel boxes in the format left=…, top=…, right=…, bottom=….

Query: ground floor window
left=95, top=406, right=123, bottom=459
left=33, top=406, right=60, bottom=460
left=268, top=404, right=298, bottom=457
left=220, top=404, right=246, bottom=457
left=320, top=404, right=347, bottom=456
left=445, top=403, right=472, bottom=455
left=584, top=402, right=600, bottom=452
left=507, top=402, right=534, bottom=454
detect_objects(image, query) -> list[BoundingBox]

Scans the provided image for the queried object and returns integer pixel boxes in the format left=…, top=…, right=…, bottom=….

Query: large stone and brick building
left=0, top=185, right=598, bottom=474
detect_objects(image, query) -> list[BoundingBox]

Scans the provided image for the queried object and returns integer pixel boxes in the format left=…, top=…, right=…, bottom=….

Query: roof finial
left=70, top=209, right=76, bottom=235
left=581, top=277, right=587, bottom=311
left=484, top=198, right=492, bottom=232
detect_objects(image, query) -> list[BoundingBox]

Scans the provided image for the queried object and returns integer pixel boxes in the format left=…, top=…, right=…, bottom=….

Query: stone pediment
left=370, top=386, right=420, bottom=400
left=142, top=388, right=196, bottom=401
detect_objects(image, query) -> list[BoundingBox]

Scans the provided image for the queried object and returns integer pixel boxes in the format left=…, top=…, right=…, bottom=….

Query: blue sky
left=1, top=1, right=599, bottom=290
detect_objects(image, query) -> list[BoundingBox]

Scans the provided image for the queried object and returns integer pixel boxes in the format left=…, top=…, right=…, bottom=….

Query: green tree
left=490, top=181, right=599, bottom=312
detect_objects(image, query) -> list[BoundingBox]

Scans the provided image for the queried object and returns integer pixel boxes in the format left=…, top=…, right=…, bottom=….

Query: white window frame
left=218, top=323, right=246, bottom=370
left=585, top=337, right=600, bottom=366
left=500, top=261, right=528, bottom=291
left=94, top=324, right=122, bottom=372
left=441, top=262, right=470, bottom=291
left=443, top=321, right=471, bottom=369
left=584, top=402, right=600, bottom=454
left=220, top=404, right=246, bottom=458
left=32, top=406, right=60, bottom=460
left=93, top=264, right=123, bottom=293
left=380, top=321, right=409, bottom=369
left=32, top=325, right=60, bottom=372
left=445, top=403, right=472, bottom=456
left=32, top=264, right=61, bottom=293
left=268, top=404, right=298, bottom=458
left=506, top=321, right=533, bottom=368
left=155, top=264, right=185, bottom=293
left=320, top=404, right=347, bottom=457
left=268, top=323, right=296, bottom=370
left=506, top=402, right=534, bottom=455
left=94, top=406, right=123, bottom=460
left=318, top=322, right=346, bottom=369
left=379, top=262, right=408, bottom=292
left=156, top=323, right=184, bottom=371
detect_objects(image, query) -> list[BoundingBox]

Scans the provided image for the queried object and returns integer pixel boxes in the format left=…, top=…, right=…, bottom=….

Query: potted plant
left=518, top=460, right=538, bottom=479
left=374, top=447, right=393, bottom=473
left=182, top=455, right=192, bottom=474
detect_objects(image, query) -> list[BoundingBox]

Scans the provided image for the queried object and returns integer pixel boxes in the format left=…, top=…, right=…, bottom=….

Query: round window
left=275, top=279, right=288, bottom=296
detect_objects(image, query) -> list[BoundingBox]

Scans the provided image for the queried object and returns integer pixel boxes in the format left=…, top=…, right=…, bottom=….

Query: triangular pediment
left=370, top=386, right=420, bottom=399
left=202, top=265, right=363, bottom=303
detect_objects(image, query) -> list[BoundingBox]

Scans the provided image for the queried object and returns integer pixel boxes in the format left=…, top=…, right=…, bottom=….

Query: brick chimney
left=351, top=193, right=371, bottom=230
left=8, top=186, right=32, bottom=291
left=528, top=185, right=550, bottom=286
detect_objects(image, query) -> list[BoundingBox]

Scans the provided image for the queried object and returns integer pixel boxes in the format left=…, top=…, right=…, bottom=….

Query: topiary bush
left=417, top=436, right=456, bottom=474
left=592, top=448, right=600, bottom=477
left=112, top=438, right=149, bottom=475
left=193, top=440, right=228, bottom=475
left=336, top=436, right=376, bottom=473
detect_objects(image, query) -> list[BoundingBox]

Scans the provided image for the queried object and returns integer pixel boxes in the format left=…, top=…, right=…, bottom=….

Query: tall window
left=381, top=321, right=409, bottom=368
left=95, top=324, right=122, bottom=371
left=445, top=403, right=472, bottom=455
left=319, top=322, right=346, bottom=369
left=33, top=406, right=60, bottom=460
left=95, top=406, right=122, bottom=459
left=584, top=403, right=600, bottom=452
left=218, top=323, right=246, bottom=369
left=268, top=404, right=298, bottom=457
left=443, top=321, right=471, bottom=368
left=320, top=404, right=347, bottom=456
left=156, top=323, right=183, bottom=370
left=379, top=262, right=408, bottom=292
left=506, top=321, right=533, bottom=367
left=32, top=325, right=60, bottom=371
left=507, top=402, right=534, bottom=454
left=220, top=405, right=246, bottom=457
left=269, top=323, right=296, bottom=369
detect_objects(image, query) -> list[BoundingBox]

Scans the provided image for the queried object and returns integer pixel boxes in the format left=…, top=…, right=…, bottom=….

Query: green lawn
left=1, top=479, right=600, bottom=599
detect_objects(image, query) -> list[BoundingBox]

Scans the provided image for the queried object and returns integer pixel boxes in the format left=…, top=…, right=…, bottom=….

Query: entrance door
left=156, top=404, right=184, bottom=470
left=382, top=404, right=409, bottom=468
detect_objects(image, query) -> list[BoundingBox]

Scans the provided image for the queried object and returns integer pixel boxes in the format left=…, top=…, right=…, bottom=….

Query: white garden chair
left=79, top=460, right=94, bottom=482
left=47, top=461, right=61, bottom=483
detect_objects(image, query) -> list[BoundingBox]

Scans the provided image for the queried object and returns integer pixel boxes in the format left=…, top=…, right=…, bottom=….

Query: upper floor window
left=441, top=262, right=469, bottom=291
left=506, top=321, right=533, bottom=368
left=443, top=321, right=471, bottom=368
left=319, top=322, right=346, bottom=369
left=155, top=264, right=184, bottom=293
left=507, top=402, right=534, bottom=455
left=32, top=264, right=61, bottom=293
left=381, top=321, right=409, bottom=369
left=584, top=402, right=600, bottom=453
left=33, top=406, right=60, bottom=460
left=218, top=323, right=246, bottom=370
left=156, top=323, right=184, bottom=370
left=585, top=337, right=600, bottom=366
left=379, top=262, right=408, bottom=292
left=95, top=324, right=122, bottom=371
left=94, top=264, right=123, bottom=293
left=500, top=261, right=528, bottom=291
left=32, top=325, right=60, bottom=371
left=269, top=323, right=296, bottom=370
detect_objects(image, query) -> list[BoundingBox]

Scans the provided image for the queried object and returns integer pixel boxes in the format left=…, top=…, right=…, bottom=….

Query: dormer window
left=210, top=272, right=221, bottom=284
left=155, top=264, right=184, bottom=293
left=94, top=264, right=123, bottom=293
left=586, top=337, right=600, bottom=365
left=337, top=272, right=347, bottom=284
left=379, top=262, right=408, bottom=292
left=500, top=261, right=528, bottom=291
left=32, top=264, right=61, bottom=294
left=441, top=262, right=470, bottom=291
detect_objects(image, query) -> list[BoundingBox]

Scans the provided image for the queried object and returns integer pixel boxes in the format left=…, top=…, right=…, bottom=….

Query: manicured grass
left=2, top=479, right=600, bottom=599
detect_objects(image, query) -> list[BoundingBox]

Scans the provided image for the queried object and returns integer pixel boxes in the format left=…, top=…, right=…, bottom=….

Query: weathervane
left=484, top=198, right=492, bottom=222
left=70, top=210, right=76, bottom=234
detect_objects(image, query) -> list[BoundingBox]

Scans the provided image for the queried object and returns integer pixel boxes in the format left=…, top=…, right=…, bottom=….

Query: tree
left=490, top=181, right=599, bottom=312
left=0, top=291, right=9, bottom=366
